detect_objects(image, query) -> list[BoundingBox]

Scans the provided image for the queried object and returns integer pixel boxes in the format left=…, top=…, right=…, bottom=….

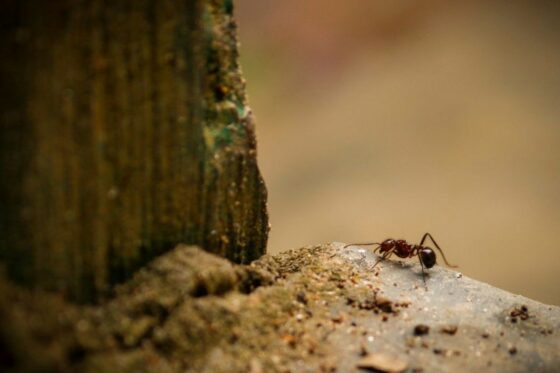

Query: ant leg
left=343, top=242, right=380, bottom=248
left=416, top=250, right=428, bottom=288
left=420, top=232, right=458, bottom=268
left=355, top=251, right=367, bottom=265
left=370, top=250, right=392, bottom=270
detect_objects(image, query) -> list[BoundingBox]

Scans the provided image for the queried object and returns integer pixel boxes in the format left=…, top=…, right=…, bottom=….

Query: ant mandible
left=344, top=233, right=457, bottom=285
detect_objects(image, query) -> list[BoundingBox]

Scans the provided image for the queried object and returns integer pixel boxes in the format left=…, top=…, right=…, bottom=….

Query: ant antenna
left=343, top=242, right=380, bottom=249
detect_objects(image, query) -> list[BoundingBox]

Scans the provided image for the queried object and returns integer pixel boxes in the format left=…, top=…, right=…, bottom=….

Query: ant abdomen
left=419, top=248, right=436, bottom=268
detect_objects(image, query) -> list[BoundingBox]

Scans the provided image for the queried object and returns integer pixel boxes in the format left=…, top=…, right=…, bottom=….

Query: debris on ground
left=1, top=243, right=559, bottom=372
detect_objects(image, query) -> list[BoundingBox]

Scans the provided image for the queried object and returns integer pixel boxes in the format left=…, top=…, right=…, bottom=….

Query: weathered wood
left=0, top=0, right=267, bottom=302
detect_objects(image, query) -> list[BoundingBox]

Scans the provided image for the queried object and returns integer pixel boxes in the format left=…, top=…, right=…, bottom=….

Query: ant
left=344, top=233, right=457, bottom=285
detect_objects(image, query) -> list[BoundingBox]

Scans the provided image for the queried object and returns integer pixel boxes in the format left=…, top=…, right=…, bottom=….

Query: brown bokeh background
left=235, top=0, right=560, bottom=305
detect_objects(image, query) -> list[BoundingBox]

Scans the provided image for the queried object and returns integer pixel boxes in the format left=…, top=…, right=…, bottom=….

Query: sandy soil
left=2, top=244, right=558, bottom=372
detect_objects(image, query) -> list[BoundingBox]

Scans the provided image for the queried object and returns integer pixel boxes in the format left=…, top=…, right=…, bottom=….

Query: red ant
left=344, top=233, right=457, bottom=285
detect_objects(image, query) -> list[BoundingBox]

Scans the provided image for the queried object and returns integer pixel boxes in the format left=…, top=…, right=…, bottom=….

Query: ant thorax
left=393, top=240, right=412, bottom=258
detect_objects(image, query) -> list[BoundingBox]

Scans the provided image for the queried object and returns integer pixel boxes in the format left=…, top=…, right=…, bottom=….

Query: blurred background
left=235, top=0, right=560, bottom=306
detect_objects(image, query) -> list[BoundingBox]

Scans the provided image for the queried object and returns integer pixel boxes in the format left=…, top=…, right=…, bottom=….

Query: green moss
left=223, top=0, right=234, bottom=15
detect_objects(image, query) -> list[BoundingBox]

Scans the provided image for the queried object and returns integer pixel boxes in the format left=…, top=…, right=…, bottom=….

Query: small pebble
left=357, top=353, right=408, bottom=373
left=359, top=343, right=368, bottom=357
left=414, top=324, right=430, bottom=336
left=296, top=291, right=307, bottom=304
left=440, top=325, right=458, bottom=335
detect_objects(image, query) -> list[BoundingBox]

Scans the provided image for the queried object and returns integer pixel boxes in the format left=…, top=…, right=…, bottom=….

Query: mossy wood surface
left=0, top=0, right=267, bottom=302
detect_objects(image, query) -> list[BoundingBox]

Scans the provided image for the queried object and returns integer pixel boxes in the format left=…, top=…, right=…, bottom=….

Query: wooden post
left=0, top=0, right=268, bottom=302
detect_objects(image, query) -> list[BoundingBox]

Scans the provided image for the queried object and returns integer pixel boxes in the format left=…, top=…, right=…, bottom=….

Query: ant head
left=420, top=247, right=436, bottom=268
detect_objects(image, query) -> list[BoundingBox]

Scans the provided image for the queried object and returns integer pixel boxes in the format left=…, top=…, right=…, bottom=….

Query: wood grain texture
left=0, top=0, right=268, bottom=302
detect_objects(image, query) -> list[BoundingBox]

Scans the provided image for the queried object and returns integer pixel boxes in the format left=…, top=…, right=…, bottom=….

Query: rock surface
left=1, top=243, right=558, bottom=372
